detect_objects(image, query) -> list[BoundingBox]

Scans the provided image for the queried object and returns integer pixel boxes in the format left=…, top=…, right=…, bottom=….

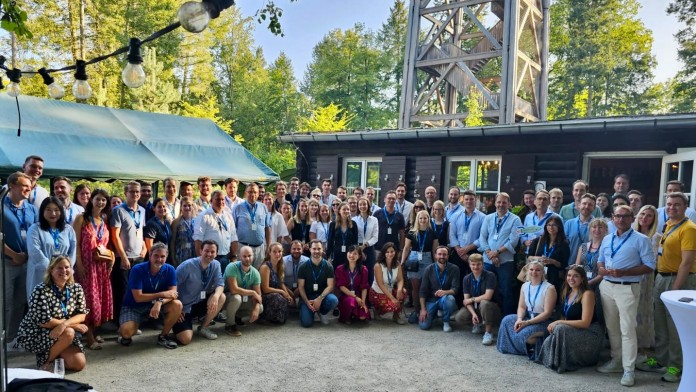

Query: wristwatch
left=152, top=298, right=164, bottom=304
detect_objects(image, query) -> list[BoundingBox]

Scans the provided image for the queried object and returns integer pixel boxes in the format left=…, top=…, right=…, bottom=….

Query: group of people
left=3, top=156, right=694, bottom=389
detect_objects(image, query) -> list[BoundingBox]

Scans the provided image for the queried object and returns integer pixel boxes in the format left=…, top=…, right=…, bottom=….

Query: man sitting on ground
left=419, top=246, right=461, bottom=332
left=455, top=254, right=501, bottom=345
left=224, top=246, right=263, bottom=337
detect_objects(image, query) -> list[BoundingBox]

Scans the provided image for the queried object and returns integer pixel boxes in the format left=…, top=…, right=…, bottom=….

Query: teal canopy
left=0, top=95, right=278, bottom=183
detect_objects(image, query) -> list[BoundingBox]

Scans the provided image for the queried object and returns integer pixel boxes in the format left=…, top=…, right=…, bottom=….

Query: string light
left=178, top=2, right=211, bottom=33
left=38, top=67, right=65, bottom=99
left=72, top=60, right=92, bottom=100
left=5, top=68, right=21, bottom=97
left=122, top=38, right=146, bottom=88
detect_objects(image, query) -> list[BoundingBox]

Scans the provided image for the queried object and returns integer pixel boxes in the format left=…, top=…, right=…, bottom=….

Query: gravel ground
left=6, top=313, right=679, bottom=392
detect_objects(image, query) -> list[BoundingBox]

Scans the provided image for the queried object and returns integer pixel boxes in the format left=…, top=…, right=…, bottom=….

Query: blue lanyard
left=65, top=205, right=74, bottom=224
left=156, top=219, right=171, bottom=243
left=533, top=212, right=550, bottom=227
left=472, top=275, right=482, bottom=296
left=183, top=218, right=194, bottom=241
left=293, top=260, right=300, bottom=282
left=6, top=198, right=27, bottom=229
left=216, top=215, right=228, bottom=232
left=89, top=216, right=105, bottom=241
left=48, top=227, right=62, bottom=249
left=28, top=187, right=37, bottom=204
left=463, top=211, right=473, bottom=231
left=200, top=260, right=211, bottom=288
left=266, top=261, right=279, bottom=286
left=586, top=241, right=598, bottom=270
left=434, top=265, right=447, bottom=289
left=543, top=243, right=555, bottom=258
left=321, top=221, right=329, bottom=239
left=563, top=291, right=578, bottom=319
left=395, top=201, right=403, bottom=213
left=446, top=204, right=460, bottom=221
left=610, top=230, right=633, bottom=258
left=348, top=268, right=357, bottom=291
left=237, top=263, right=250, bottom=288
left=121, top=203, right=141, bottom=229
left=312, top=260, right=325, bottom=283
left=149, top=268, right=163, bottom=291
left=577, top=218, right=589, bottom=243
left=360, top=216, right=369, bottom=239
left=165, top=200, right=177, bottom=219
left=245, top=201, right=257, bottom=225
left=417, top=230, right=426, bottom=252
left=571, top=202, right=578, bottom=218
left=527, top=282, right=542, bottom=314
left=340, top=226, right=348, bottom=246
left=431, top=219, right=444, bottom=239
left=300, top=221, right=307, bottom=241
left=386, top=267, right=393, bottom=286
left=661, top=218, right=688, bottom=245
left=52, top=285, right=70, bottom=318
left=496, top=212, right=510, bottom=233
left=383, top=207, right=395, bottom=227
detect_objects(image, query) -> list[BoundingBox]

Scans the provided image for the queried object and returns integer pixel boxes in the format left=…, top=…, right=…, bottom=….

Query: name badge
left=493, top=234, right=499, bottom=240
left=313, top=283, right=319, bottom=292
left=544, top=266, right=548, bottom=275
left=184, top=243, right=192, bottom=249
left=20, top=229, right=27, bottom=241
left=605, top=255, right=613, bottom=269
left=586, top=271, right=593, bottom=279
left=200, top=291, right=206, bottom=300
left=292, top=282, right=298, bottom=288
left=251, top=223, right=257, bottom=231
left=657, top=247, right=663, bottom=256
left=387, top=227, right=392, bottom=235
left=418, top=252, right=423, bottom=261
left=349, top=290, right=355, bottom=296
left=341, top=245, right=346, bottom=253
left=53, top=250, right=61, bottom=256
left=242, top=295, right=249, bottom=303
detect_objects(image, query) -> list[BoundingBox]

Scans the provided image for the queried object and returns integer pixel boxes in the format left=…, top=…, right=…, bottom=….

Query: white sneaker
left=472, top=324, right=483, bottom=334
left=443, top=322, right=452, bottom=332
left=620, top=370, right=635, bottom=387
left=380, top=312, right=394, bottom=321
left=482, top=332, right=494, bottom=346
left=197, top=326, right=218, bottom=340
left=135, top=329, right=143, bottom=336
left=7, top=338, right=25, bottom=352
left=597, top=359, right=624, bottom=374
left=395, top=312, right=406, bottom=325
left=319, top=313, right=330, bottom=325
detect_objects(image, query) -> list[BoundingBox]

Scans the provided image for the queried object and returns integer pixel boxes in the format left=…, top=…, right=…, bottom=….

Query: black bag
left=8, top=378, right=93, bottom=392
left=404, top=250, right=420, bottom=272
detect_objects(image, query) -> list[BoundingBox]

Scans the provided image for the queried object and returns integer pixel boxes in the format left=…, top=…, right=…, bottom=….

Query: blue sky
left=236, top=0, right=682, bottom=84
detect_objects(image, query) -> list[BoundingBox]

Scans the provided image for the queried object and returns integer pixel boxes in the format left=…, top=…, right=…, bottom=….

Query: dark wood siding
left=500, top=153, right=536, bottom=200
left=380, top=156, right=407, bottom=193
left=414, top=156, right=443, bottom=199
left=313, top=156, right=339, bottom=189
left=534, top=153, right=582, bottom=203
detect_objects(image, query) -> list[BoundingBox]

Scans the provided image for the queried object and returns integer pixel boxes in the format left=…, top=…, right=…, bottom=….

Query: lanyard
left=293, top=260, right=300, bottom=282
left=200, top=260, right=211, bottom=288
left=434, top=265, right=447, bottom=289
left=65, top=205, right=74, bottom=224
left=386, top=266, right=393, bottom=286
left=300, top=221, right=307, bottom=241
left=463, top=211, right=473, bottom=231
left=48, top=227, right=62, bottom=249
left=237, top=263, right=250, bottom=288
left=183, top=218, right=194, bottom=241
left=165, top=199, right=177, bottom=219
left=321, top=221, right=329, bottom=240
left=266, top=261, right=279, bottom=286
left=360, top=216, right=369, bottom=239
left=533, top=212, right=550, bottom=227
left=496, top=212, right=510, bottom=233
left=446, top=204, right=460, bottom=221
left=340, top=226, right=348, bottom=246
left=383, top=207, right=395, bottom=227
left=472, top=275, right=482, bottom=297
left=571, top=202, right=578, bottom=218
left=527, top=282, right=542, bottom=314
left=312, top=260, right=325, bottom=283
left=395, top=201, right=403, bottom=214
left=542, top=243, right=555, bottom=258
left=29, top=187, right=37, bottom=204
left=52, top=285, right=70, bottom=318
left=610, top=229, right=633, bottom=258
left=216, top=214, right=228, bottom=232
left=6, top=198, right=27, bottom=229
left=90, top=215, right=105, bottom=241
left=563, top=291, right=578, bottom=319
left=245, top=201, right=257, bottom=225
left=417, top=230, right=426, bottom=252
left=586, top=241, right=598, bottom=270
left=661, top=218, right=688, bottom=245
left=149, top=268, right=163, bottom=291
left=348, top=268, right=357, bottom=291
left=121, top=203, right=141, bottom=229
left=156, top=219, right=171, bottom=243
left=431, top=219, right=444, bottom=240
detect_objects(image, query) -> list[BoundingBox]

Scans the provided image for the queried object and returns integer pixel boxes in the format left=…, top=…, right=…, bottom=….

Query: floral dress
left=173, top=217, right=195, bottom=266
left=17, top=283, right=87, bottom=368
left=76, top=217, right=113, bottom=326
left=261, top=262, right=289, bottom=324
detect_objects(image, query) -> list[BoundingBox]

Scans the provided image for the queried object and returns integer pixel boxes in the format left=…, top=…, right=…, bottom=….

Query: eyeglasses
left=613, top=214, right=633, bottom=219
left=332, top=203, right=341, bottom=207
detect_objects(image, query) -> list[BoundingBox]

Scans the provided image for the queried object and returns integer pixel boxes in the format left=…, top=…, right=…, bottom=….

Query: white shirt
left=310, top=220, right=332, bottom=243
left=193, top=208, right=238, bottom=255
left=269, top=211, right=289, bottom=242
left=395, top=199, right=413, bottom=222
left=352, top=214, right=379, bottom=247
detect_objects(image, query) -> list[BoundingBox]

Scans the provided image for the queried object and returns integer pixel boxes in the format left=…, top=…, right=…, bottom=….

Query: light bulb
left=6, top=82, right=20, bottom=97
left=178, top=1, right=211, bottom=33
left=47, top=82, right=65, bottom=99
left=72, top=79, right=92, bottom=100
left=122, top=63, right=146, bottom=88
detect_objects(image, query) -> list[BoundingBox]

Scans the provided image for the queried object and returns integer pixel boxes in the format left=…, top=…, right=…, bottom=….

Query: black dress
left=326, top=222, right=359, bottom=267
left=528, top=238, right=570, bottom=295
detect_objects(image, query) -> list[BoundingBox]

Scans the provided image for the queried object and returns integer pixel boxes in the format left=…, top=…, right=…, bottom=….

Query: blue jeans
left=484, top=261, right=515, bottom=315
left=299, top=294, right=338, bottom=328
left=419, top=295, right=457, bottom=330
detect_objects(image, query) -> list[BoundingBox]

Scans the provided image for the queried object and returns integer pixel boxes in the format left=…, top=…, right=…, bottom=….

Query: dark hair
left=523, top=189, right=535, bottom=197
left=72, top=183, right=90, bottom=205
left=376, top=242, right=399, bottom=267
left=666, top=180, right=685, bottom=192
left=611, top=194, right=630, bottom=206
left=224, top=178, right=239, bottom=186
left=201, top=239, right=219, bottom=252
left=39, top=196, right=66, bottom=231
left=52, top=176, right=72, bottom=186
left=614, top=173, right=630, bottom=183
left=84, top=188, right=110, bottom=223
left=597, top=192, right=612, bottom=218
left=153, top=198, right=167, bottom=216
left=539, top=215, right=567, bottom=247
left=580, top=193, right=597, bottom=202
left=345, top=245, right=364, bottom=271
left=24, top=155, right=44, bottom=164
left=561, top=265, right=589, bottom=311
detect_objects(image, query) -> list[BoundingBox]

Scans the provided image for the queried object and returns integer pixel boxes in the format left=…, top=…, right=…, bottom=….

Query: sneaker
left=443, top=322, right=452, bottom=332
left=319, top=313, right=330, bottom=325
left=620, top=370, right=635, bottom=387
left=482, top=332, right=494, bottom=346
left=407, top=311, right=418, bottom=324
left=117, top=336, right=132, bottom=346
left=597, top=359, right=624, bottom=374
left=636, top=357, right=666, bottom=373
left=157, top=335, right=177, bottom=349
left=225, top=325, right=242, bottom=337
left=395, top=313, right=406, bottom=325
left=135, top=329, right=143, bottom=335
left=472, top=324, right=484, bottom=334
left=661, top=367, right=681, bottom=383
left=380, top=312, right=394, bottom=321
left=197, top=326, right=218, bottom=340
left=214, top=311, right=228, bottom=323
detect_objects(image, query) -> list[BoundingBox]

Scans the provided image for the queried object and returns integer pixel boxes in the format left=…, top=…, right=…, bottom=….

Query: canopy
left=0, top=95, right=278, bottom=183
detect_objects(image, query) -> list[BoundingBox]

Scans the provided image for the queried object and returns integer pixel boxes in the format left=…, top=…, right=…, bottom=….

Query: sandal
left=88, top=342, right=103, bottom=350
left=95, top=335, right=105, bottom=343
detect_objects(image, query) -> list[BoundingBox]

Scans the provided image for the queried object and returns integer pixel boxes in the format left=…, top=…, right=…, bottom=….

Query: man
left=274, top=181, right=288, bottom=212
left=257, top=184, right=266, bottom=200
left=3, top=172, right=39, bottom=347
left=521, top=190, right=556, bottom=253
left=297, top=240, right=338, bottom=327
left=449, top=189, right=486, bottom=300
left=373, top=190, right=406, bottom=251
left=117, top=243, right=183, bottom=349
left=454, top=254, right=501, bottom=345
left=319, top=178, right=337, bottom=206
left=224, top=246, right=264, bottom=336
left=479, top=192, right=522, bottom=315
left=366, top=186, right=380, bottom=214
left=138, top=181, right=155, bottom=221
left=559, top=180, right=602, bottom=221
left=613, top=174, right=630, bottom=196
left=563, top=193, right=597, bottom=266
left=285, top=177, right=301, bottom=212
left=283, top=240, right=310, bottom=302
left=352, top=186, right=364, bottom=199
left=445, top=186, right=464, bottom=223
left=193, top=190, right=238, bottom=273
left=637, top=192, right=696, bottom=383
left=223, top=178, right=243, bottom=214
left=424, top=186, right=437, bottom=215
left=548, top=188, right=563, bottom=214
left=596, top=204, right=655, bottom=387
left=162, top=177, right=180, bottom=221
left=418, top=246, right=460, bottom=332
left=194, top=176, right=213, bottom=214
left=394, top=182, right=413, bottom=221
left=110, top=181, right=147, bottom=322
left=21, top=155, right=49, bottom=209
left=173, top=240, right=226, bottom=344
left=347, top=196, right=359, bottom=218
left=627, top=190, right=643, bottom=216
left=52, top=176, right=84, bottom=225
left=336, top=186, right=348, bottom=202
left=656, top=180, right=696, bottom=232
left=299, top=182, right=311, bottom=199
left=179, top=181, right=195, bottom=199
left=233, top=183, right=271, bottom=269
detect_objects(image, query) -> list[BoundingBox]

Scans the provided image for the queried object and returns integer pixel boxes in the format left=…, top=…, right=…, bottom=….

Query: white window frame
left=342, top=157, right=382, bottom=194
left=659, top=148, right=696, bottom=208
left=444, top=156, right=502, bottom=195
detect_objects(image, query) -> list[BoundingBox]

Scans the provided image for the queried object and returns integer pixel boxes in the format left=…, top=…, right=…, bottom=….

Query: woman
left=369, top=242, right=407, bottom=324
left=308, top=199, right=321, bottom=222
left=335, top=245, right=370, bottom=323
left=143, top=198, right=172, bottom=262
left=597, top=193, right=612, bottom=219
left=430, top=200, right=450, bottom=249
left=528, top=215, right=570, bottom=295
left=27, top=197, right=77, bottom=301
left=287, top=198, right=312, bottom=253
left=264, top=192, right=290, bottom=245
left=16, top=256, right=87, bottom=371
left=326, top=203, right=359, bottom=267
left=353, top=197, right=379, bottom=285
left=537, top=265, right=602, bottom=373
left=497, top=260, right=557, bottom=361
left=109, top=195, right=123, bottom=211
left=310, top=203, right=332, bottom=250
left=575, top=218, right=608, bottom=324
left=162, top=177, right=180, bottom=221
left=73, top=184, right=91, bottom=210
left=633, top=205, right=660, bottom=354
left=73, top=189, right=113, bottom=350
left=259, top=243, right=293, bottom=324
left=406, top=200, right=427, bottom=230
left=330, top=199, right=341, bottom=222
left=170, top=196, right=196, bottom=266
left=179, top=181, right=195, bottom=200
left=401, top=210, right=437, bottom=316
left=280, top=201, right=293, bottom=224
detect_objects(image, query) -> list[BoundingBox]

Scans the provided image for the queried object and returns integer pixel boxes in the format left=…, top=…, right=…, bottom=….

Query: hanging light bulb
left=38, top=68, right=65, bottom=99
left=5, top=69, right=22, bottom=97
left=72, top=60, right=92, bottom=100
left=122, top=38, right=146, bottom=88
left=178, top=1, right=211, bottom=33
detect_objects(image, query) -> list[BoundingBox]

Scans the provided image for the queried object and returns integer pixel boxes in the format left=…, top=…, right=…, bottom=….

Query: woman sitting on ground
left=369, top=242, right=407, bottom=324
left=335, top=245, right=371, bottom=324
left=497, top=260, right=557, bottom=361
left=537, top=265, right=602, bottom=373
left=17, top=256, right=87, bottom=371
left=259, top=242, right=293, bottom=324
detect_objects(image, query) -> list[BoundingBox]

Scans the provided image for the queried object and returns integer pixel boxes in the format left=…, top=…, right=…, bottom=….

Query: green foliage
left=1, top=0, right=31, bottom=37
left=465, top=87, right=485, bottom=127
left=376, top=0, right=408, bottom=123
left=129, top=48, right=180, bottom=113
left=667, top=0, right=696, bottom=112
left=299, top=103, right=356, bottom=132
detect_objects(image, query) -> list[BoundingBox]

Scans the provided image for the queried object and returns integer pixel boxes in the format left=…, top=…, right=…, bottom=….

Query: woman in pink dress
left=73, top=188, right=113, bottom=350
left=335, top=245, right=371, bottom=324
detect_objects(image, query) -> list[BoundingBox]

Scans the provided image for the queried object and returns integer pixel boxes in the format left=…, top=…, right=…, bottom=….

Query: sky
left=236, top=0, right=683, bottom=84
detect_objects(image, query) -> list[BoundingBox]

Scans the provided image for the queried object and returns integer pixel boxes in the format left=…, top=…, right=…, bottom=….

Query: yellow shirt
left=658, top=218, right=696, bottom=273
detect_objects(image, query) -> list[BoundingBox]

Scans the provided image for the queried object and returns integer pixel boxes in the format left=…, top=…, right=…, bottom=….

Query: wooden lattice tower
left=398, top=0, right=550, bottom=127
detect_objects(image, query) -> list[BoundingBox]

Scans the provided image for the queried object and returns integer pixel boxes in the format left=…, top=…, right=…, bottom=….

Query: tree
left=667, top=0, right=696, bottom=112
left=300, top=103, right=356, bottom=132
left=465, top=87, right=485, bottom=127
left=130, top=48, right=180, bottom=113
left=376, top=0, right=408, bottom=123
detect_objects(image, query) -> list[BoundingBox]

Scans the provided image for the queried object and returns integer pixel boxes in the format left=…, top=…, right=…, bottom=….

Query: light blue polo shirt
left=233, top=201, right=271, bottom=246
left=598, top=228, right=655, bottom=283
left=564, top=216, right=593, bottom=266
left=449, top=209, right=485, bottom=249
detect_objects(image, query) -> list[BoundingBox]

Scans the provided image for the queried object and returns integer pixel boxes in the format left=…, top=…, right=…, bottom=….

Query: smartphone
left=678, top=297, right=694, bottom=303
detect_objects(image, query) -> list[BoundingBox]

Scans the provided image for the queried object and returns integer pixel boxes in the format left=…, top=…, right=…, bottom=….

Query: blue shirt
left=522, top=210, right=558, bottom=251
left=598, top=229, right=656, bottom=283
left=233, top=201, right=271, bottom=246
left=175, top=257, right=224, bottom=313
left=563, top=216, right=592, bottom=266
left=449, top=209, right=485, bottom=249
left=479, top=211, right=522, bottom=265
left=2, top=198, right=39, bottom=258
left=26, top=224, right=77, bottom=301
left=282, top=254, right=309, bottom=287
left=123, top=262, right=177, bottom=307
left=63, top=202, right=84, bottom=225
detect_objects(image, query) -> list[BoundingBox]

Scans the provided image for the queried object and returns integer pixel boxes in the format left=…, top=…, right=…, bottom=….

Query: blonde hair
left=633, top=205, right=658, bottom=237
left=409, top=210, right=431, bottom=235
left=44, top=255, right=75, bottom=286
left=526, top=259, right=546, bottom=282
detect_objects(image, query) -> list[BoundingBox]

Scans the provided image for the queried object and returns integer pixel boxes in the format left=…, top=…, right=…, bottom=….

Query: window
left=445, top=156, right=501, bottom=210
left=343, top=158, right=381, bottom=201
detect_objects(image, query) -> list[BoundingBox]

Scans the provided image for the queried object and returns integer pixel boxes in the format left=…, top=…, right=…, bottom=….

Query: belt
left=605, top=280, right=639, bottom=285
left=116, top=257, right=143, bottom=263
left=658, top=272, right=695, bottom=277
left=239, top=242, right=263, bottom=247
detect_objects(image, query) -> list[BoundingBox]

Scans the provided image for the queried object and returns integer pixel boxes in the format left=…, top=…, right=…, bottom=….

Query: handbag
left=93, top=245, right=115, bottom=263
left=404, top=250, right=421, bottom=272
